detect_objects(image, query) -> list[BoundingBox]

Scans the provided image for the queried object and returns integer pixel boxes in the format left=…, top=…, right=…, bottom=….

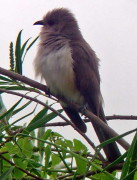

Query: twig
left=43, top=115, right=137, bottom=127
left=106, top=115, right=137, bottom=120
left=58, top=163, right=123, bottom=179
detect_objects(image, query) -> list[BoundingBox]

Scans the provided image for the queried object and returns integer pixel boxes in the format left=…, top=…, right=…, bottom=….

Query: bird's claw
left=46, top=87, right=51, bottom=97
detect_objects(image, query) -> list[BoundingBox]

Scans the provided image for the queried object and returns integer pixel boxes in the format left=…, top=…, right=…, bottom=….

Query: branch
left=43, top=115, right=137, bottom=127
left=0, top=88, right=103, bottom=160
left=106, top=115, right=137, bottom=120
left=83, top=107, right=130, bottom=150
left=0, top=67, right=47, bottom=92
left=58, top=163, right=123, bottom=179
left=0, top=67, right=130, bottom=150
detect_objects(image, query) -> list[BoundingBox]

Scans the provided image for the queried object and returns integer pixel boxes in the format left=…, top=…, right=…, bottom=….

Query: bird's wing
left=70, top=42, right=122, bottom=162
left=71, top=41, right=101, bottom=116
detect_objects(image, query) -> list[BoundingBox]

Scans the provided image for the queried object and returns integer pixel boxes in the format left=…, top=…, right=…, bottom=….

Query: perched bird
left=34, top=8, right=121, bottom=162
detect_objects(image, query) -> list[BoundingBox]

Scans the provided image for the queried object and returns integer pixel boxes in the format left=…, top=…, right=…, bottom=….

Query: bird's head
left=34, top=8, right=82, bottom=40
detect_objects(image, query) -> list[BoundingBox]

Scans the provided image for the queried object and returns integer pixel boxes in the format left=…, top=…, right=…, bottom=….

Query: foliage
left=0, top=31, right=136, bottom=179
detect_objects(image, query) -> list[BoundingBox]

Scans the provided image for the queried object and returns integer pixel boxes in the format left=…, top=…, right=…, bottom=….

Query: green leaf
left=13, top=168, right=24, bottom=179
left=22, top=36, right=39, bottom=61
left=0, top=81, right=13, bottom=85
left=0, top=167, right=14, bottom=180
left=14, top=158, right=28, bottom=169
left=121, top=132, right=137, bottom=180
left=93, top=172, right=115, bottom=180
left=55, top=139, right=67, bottom=159
left=0, top=95, right=8, bottom=126
left=23, top=107, right=48, bottom=134
left=17, top=137, right=33, bottom=158
left=52, top=131, right=63, bottom=138
left=103, top=152, right=127, bottom=172
left=37, top=127, right=46, bottom=141
left=73, top=139, right=88, bottom=153
left=97, top=128, right=137, bottom=151
left=12, top=100, right=32, bottom=116
left=24, top=109, right=62, bottom=134
left=15, top=30, right=23, bottom=74
left=0, top=86, right=30, bottom=91
left=65, top=140, right=73, bottom=150
left=0, top=86, right=38, bottom=92
left=11, top=105, right=37, bottom=126
left=28, top=107, right=48, bottom=126
left=51, top=154, right=61, bottom=167
left=0, top=98, right=23, bottom=122
left=45, top=109, right=63, bottom=122
left=42, top=129, right=52, bottom=140
left=73, top=139, right=88, bottom=174
left=134, top=171, right=137, bottom=180
left=21, top=38, right=31, bottom=59
left=5, top=142, right=14, bottom=154
left=27, top=159, right=42, bottom=168
left=30, top=168, right=41, bottom=177
left=45, top=145, right=51, bottom=170
left=26, top=36, right=39, bottom=52
left=37, top=126, right=46, bottom=159
left=0, top=75, right=12, bottom=82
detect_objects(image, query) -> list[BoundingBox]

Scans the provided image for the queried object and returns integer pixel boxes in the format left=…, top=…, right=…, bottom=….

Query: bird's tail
left=92, top=106, right=121, bottom=162
left=63, top=105, right=121, bottom=162
left=63, top=106, right=87, bottom=133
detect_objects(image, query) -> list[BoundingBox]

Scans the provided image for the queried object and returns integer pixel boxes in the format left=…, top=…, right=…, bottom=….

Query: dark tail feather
left=92, top=106, right=121, bottom=162
left=63, top=105, right=121, bottom=162
left=63, top=106, right=87, bottom=133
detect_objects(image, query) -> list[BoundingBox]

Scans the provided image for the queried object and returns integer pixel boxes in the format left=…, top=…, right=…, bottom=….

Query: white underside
left=34, top=44, right=84, bottom=105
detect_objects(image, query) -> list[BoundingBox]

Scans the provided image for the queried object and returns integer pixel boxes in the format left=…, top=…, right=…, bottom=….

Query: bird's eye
left=47, top=20, right=55, bottom=26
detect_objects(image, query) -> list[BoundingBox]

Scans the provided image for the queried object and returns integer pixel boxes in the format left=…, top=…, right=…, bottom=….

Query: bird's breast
left=34, top=44, right=84, bottom=104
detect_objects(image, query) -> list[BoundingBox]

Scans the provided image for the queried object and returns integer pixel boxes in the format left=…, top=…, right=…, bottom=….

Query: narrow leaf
left=15, top=30, right=23, bottom=74
left=26, top=36, right=39, bottom=51
left=21, top=38, right=31, bottom=59
left=23, top=107, right=48, bottom=133
left=121, top=132, right=137, bottom=180
left=45, top=145, right=51, bottom=170
left=23, top=36, right=39, bottom=60
left=0, top=75, right=12, bottom=82
left=12, top=100, right=32, bottom=116
left=0, top=98, right=22, bottom=121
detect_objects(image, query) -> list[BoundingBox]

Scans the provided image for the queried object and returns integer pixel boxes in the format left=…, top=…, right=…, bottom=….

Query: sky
left=0, top=0, right=137, bottom=150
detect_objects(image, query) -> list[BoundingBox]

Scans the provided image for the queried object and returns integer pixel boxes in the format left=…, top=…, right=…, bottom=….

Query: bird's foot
left=46, top=87, right=51, bottom=97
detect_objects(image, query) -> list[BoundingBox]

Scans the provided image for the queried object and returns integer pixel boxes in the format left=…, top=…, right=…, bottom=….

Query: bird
left=33, top=8, right=121, bottom=162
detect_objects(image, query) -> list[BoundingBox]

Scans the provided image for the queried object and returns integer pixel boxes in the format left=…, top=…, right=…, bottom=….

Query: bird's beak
left=33, top=20, right=44, bottom=25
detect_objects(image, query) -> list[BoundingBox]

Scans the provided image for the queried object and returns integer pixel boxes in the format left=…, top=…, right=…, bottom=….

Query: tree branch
left=0, top=88, right=103, bottom=159
left=0, top=67, right=47, bottom=93
left=0, top=67, right=130, bottom=150
left=58, top=163, right=123, bottom=179
left=43, top=115, right=137, bottom=127
left=106, top=115, right=137, bottom=120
